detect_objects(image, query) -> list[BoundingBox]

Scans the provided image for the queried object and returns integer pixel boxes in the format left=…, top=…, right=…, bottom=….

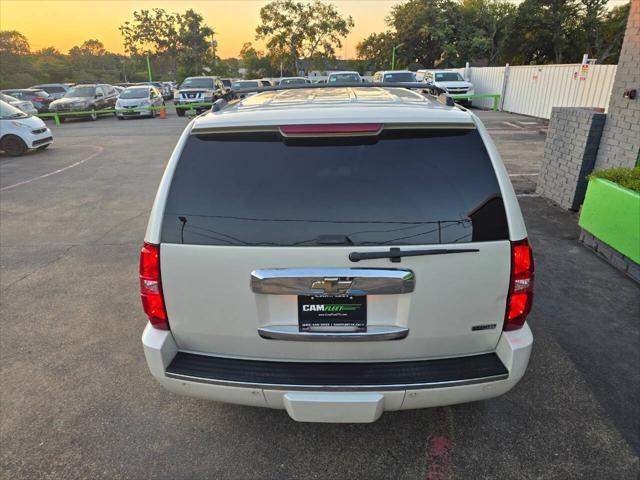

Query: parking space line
left=0, top=145, right=104, bottom=192
left=503, top=121, right=525, bottom=129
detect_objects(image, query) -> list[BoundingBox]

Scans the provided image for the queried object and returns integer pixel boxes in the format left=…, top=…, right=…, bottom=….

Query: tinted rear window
left=162, top=129, right=508, bottom=246
left=38, top=86, right=65, bottom=93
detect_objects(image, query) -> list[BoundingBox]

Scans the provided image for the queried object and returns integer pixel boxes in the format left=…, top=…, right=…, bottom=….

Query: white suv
left=416, top=69, right=475, bottom=105
left=141, top=85, right=534, bottom=423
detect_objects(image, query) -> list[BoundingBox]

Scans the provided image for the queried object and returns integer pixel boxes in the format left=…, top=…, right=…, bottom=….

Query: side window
left=96, top=86, right=106, bottom=97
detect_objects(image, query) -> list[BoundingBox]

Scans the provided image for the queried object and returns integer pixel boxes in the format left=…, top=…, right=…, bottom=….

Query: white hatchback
left=140, top=86, right=534, bottom=423
left=0, top=100, right=53, bottom=156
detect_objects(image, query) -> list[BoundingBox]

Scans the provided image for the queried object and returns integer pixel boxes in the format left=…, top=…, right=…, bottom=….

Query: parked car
left=278, top=77, right=310, bottom=85
left=327, top=71, right=363, bottom=84
left=139, top=82, right=172, bottom=101
left=1, top=89, right=52, bottom=113
left=231, top=80, right=267, bottom=99
left=0, top=100, right=53, bottom=156
left=372, top=70, right=416, bottom=83
left=113, top=86, right=125, bottom=95
left=30, top=83, right=69, bottom=100
left=220, top=78, right=233, bottom=89
left=115, top=86, right=164, bottom=119
left=48, top=84, right=118, bottom=121
left=416, top=69, right=474, bottom=105
left=0, top=93, right=38, bottom=115
left=173, top=76, right=228, bottom=117
left=140, top=84, right=534, bottom=423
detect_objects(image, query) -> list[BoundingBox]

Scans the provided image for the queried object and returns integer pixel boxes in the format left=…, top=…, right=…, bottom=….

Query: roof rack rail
left=227, top=82, right=456, bottom=108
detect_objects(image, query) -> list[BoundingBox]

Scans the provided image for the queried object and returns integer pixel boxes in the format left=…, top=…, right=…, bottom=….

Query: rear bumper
left=142, top=323, right=532, bottom=422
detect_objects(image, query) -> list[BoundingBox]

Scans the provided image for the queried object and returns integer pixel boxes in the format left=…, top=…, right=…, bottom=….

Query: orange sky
left=1, top=0, right=629, bottom=58
left=0, top=0, right=406, bottom=58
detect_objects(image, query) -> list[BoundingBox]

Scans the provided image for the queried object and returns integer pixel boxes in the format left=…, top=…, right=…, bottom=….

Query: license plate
left=298, top=295, right=366, bottom=330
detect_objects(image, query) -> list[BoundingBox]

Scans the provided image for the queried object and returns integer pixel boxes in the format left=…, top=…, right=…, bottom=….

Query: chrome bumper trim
left=257, top=325, right=409, bottom=341
left=164, top=371, right=509, bottom=391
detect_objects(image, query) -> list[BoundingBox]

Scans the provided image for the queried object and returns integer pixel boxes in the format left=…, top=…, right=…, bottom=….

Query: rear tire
left=1, top=135, right=28, bottom=156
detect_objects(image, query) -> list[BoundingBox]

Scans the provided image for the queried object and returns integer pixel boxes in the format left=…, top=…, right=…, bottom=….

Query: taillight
left=139, top=242, right=169, bottom=330
left=504, top=239, right=534, bottom=331
left=32, top=97, right=46, bottom=102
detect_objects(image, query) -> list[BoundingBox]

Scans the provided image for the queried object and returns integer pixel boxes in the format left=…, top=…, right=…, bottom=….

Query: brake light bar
left=279, top=123, right=383, bottom=137
left=139, top=242, right=169, bottom=330
left=504, top=239, right=534, bottom=331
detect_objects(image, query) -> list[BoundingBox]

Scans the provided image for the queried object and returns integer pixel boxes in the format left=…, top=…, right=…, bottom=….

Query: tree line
left=357, top=0, right=630, bottom=70
left=0, top=0, right=630, bottom=89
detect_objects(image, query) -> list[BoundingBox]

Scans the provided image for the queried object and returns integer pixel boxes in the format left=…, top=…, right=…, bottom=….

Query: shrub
left=589, top=166, right=640, bottom=193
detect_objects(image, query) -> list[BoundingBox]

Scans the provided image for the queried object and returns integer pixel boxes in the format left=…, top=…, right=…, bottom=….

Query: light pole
left=211, top=36, right=217, bottom=68
left=146, top=53, right=153, bottom=82
left=391, top=43, right=404, bottom=70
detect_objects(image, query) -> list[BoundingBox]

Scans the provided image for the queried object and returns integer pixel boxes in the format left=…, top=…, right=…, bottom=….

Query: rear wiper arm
left=349, top=247, right=479, bottom=263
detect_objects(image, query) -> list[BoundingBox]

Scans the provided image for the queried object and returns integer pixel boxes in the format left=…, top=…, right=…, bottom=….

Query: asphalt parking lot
left=1, top=110, right=638, bottom=479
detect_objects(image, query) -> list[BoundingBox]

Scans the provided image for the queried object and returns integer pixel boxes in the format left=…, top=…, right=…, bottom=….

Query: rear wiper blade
left=349, top=247, right=479, bottom=263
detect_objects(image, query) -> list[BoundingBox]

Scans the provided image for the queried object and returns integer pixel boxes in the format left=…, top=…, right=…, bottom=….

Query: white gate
left=461, top=63, right=617, bottom=119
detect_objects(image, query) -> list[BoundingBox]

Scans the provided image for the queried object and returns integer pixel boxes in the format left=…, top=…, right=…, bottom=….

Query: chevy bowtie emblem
left=310, top=277, right=353, bottom=294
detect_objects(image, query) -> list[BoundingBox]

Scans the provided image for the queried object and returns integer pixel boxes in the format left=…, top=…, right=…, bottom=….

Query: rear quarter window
left=161, top=129, right=509, bottom=246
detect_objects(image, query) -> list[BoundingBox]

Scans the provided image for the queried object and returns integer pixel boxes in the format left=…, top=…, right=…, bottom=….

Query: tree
left=119, top=8, right=215, bottom=80
left=580, top=0, right=609, bottom=57
left=0, top=31, right=34, bottom=87
left=239, top=42, right=275, bottom=78
left=0, top=30, right=30, bottom=56
left=119, top=8, right=180, bottom=57
left=255, top=0, right=354, bottom=74
left=506, top=0, right=582, bottom=64
left=356, top=32, right=397, bottom=70
left=68, top=39, right=106, bottom=57
left=385, top=0, right=459, bottom=68
left=596, top=2, right=631, bottom=64
left=176, top=9, right=215, bottom=78
left=453, top=0, right=517, bottom=66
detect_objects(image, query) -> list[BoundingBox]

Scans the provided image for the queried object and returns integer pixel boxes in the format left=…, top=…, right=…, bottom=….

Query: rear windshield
left=181, top=78, right=214, bottom=89
left=435, top=72, right=464, bottom=82
left=328, top=74, right=360, bottom=83
left=383, top=72, right=415, bottom=82
left=120, top=88, right=150, bottom=99
left=38, top=86, right=65, bottom=93
left=162, top=129, right=509, bottom=246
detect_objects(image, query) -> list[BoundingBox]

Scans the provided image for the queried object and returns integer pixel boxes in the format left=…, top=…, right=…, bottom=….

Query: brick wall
left=594, top=0, right=640, bottom=170
left=537, top=107, right=606, bottom=210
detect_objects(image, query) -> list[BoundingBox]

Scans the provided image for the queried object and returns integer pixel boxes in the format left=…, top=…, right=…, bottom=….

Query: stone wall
left=594, top=0, right=640, bottom=170
left=536, top=107, right=606, bottom=210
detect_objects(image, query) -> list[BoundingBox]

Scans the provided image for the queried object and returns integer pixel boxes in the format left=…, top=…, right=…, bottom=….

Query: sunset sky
left=1, top=0, right=630, bottom=58
left=1, top=0, right=403, bottom=58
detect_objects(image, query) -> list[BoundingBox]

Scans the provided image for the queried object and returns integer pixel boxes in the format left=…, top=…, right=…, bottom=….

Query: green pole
left=146, top=54, right=152, bottom=82
left=493, top=95, right=499, bottom=112
left=391, top=47, right=396, bottom=70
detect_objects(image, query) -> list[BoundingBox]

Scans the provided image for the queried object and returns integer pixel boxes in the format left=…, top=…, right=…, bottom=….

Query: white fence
left=460, top=63, right=617, bottom=119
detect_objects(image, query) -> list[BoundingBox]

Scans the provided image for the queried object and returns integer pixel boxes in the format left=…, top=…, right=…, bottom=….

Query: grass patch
left=589, top=166, right=640, bottom=193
